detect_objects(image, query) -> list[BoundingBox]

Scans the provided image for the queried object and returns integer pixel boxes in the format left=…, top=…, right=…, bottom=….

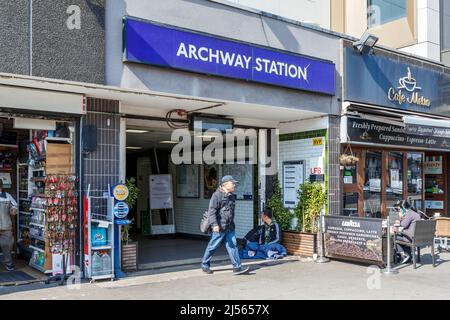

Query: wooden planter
left=282, top=231, right=317, bottom=257
left=121, top=241, right=138, bottom=272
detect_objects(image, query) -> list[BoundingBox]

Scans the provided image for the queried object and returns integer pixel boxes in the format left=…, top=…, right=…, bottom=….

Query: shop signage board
left=324, top=216, right=384, bottom=263
left=149, top=175, right=173, bottom=210
left=123, top=17, right=335, bottom=95
left=346, top=117, right=450, bottom=150
left=344, top=48, right=450, bottom=117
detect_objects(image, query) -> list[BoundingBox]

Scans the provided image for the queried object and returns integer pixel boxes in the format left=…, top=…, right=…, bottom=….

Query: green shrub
left=267, top=177, right=293, bottom=231
left=297, top=180, right=327, bottom=233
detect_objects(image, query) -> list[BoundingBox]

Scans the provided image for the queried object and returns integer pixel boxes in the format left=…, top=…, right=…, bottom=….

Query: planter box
left=121, top=241, right=138, bottom=272
left=282, top=231, right=317, bottom=257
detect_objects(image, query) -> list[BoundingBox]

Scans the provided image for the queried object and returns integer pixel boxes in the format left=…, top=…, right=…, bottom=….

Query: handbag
left=199, top=196, right=231, bottom=234
left=199, top=211, right=211, bottom=234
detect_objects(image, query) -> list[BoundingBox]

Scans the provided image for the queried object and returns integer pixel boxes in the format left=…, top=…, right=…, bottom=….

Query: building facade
left=216, top=0, right=449, bottom=65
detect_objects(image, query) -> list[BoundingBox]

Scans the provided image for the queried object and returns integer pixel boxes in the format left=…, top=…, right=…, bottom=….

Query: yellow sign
left=113, top=184, right=129, bottom=201
left=313, top=138, right=323, bottom=146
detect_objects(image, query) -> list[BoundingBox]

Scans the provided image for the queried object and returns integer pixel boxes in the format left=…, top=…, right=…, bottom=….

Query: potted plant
left=121, top=178, right=140, bottom=272
left=289, top=180, right=327, bottom=257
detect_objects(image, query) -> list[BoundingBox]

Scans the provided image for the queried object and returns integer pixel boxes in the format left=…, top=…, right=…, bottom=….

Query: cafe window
left=343, top=192, right=359, bottom=217
left=386, top=152, right=404, bottom=214
left=407, top=153, right=424, bottom=211
left=364, top=151, right=382, bottom=218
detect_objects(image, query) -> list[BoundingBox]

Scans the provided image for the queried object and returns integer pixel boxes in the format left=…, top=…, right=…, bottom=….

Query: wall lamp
left=353, top=31, right=379, bottom=54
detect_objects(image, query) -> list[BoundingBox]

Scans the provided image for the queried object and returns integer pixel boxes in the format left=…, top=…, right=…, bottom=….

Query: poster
left=203, top=164, right=219, bottom=198
left=222, top=164, right=253, bottom=200
left=176, top=165, right=199, bottom=198
left=325, top=216, right=384, bottom=263
left=282, top=161, right=304, bottom=208
left=425, top=201, right=444, bottom=210
left=149, top=175, right=173, bottom=209
left=424, top=156, right=443, bottom=174
left=0, top=173, right=12, bottom=189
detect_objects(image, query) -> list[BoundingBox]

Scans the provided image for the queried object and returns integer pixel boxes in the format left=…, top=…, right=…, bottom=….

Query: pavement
left=1, top=248, right=449, bottom=300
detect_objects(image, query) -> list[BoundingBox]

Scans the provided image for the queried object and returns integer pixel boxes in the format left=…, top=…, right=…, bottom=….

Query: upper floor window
left=368, top=0, right=407, bottom=28
left=442, top=0, right=450, bottom=51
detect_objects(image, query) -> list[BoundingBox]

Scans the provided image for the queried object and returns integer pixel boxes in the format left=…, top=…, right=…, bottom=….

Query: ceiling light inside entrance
left=126, top=146, right=143, bottom=150
left=160, top=140, right=179, bottom=144
left=126, top=129, right=149, bottom=134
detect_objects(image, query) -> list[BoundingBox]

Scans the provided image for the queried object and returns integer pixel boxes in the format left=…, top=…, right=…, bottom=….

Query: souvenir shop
left=0, top=86, right=81, bottom=285
left=340, top=44, right=450, bottom=219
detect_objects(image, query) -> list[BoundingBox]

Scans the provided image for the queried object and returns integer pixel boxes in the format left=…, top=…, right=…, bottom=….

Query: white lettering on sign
left=341, top=220, right=361, bottom=228
left=176, top=42, right=309, bottom=81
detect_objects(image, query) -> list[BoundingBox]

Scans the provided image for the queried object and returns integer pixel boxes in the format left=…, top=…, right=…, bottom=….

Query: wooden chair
left=435, top=218, right=450, bottom=252
left=394, top=220, right=437, bottom=269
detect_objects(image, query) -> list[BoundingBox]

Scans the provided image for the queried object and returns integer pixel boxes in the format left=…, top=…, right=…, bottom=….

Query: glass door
left=363, top=151, right=382, bottom=218
left=407, top=152, right=424, bottom=212
left=386, top=152, right=404, bottom=215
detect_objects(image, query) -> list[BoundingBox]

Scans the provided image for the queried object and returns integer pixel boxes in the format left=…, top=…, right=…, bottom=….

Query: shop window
left=368, top=0, right=406, bottom=28
left=364, top=151, right=382, bottom=218
left=386, top=152, right=404, bottom=214
left=343, top=192, right=359, bottom=216
left=407, top=153, right=424, bottom=212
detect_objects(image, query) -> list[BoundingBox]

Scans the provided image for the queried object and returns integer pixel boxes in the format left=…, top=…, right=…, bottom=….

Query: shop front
left=106, top=0, right=342, bottom=271
left=340, top=43, right=450, bottom=220
left=0, top=82, right=83, bottom=285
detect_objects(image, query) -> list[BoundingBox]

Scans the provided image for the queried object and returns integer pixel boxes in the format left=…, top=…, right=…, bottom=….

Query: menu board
left=324, top=216, right=384, bottom=263
left=222, top=164, right=253, bottom=200
left=282, top=161, right=304, bottom=208
left=176, top=165, right=199, bottom=198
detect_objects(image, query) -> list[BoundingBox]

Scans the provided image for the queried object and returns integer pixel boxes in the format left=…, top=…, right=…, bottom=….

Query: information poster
left=283, top=161, right=304, bottom=208
left=176, top=165, right=199, bottom=198
left=222, top=164, right=253, bottom=200
left=424, top=156, right=443, bottom=174
left=203, top=164, right=219, bottom=198
left=0, top=173, right=12, bottom=189
left=325, top=216, right=384, bottom=263
left=149, top=175, right=173, bottom=209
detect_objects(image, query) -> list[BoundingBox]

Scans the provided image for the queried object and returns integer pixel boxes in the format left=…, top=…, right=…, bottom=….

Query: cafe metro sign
left=387, top=67, right=431, bottom=108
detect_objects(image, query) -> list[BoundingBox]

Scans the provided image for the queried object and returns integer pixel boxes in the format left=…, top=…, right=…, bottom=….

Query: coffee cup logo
left=398, top=67, right=422, bottom=92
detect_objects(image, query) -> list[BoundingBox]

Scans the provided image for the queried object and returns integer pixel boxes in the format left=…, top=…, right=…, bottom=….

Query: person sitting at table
left=392, top=200, right=421, bottom=265
left=240, top=208, right=287, bottom=260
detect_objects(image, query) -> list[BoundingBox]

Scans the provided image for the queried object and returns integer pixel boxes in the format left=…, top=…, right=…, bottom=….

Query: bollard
left=381, top=212, right=399, bottom=275
left=315, top=208, right=330, bottom=264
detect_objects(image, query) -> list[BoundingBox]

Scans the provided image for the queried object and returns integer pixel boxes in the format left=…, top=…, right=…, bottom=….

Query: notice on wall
left=424, top=156, right=443, bottom=174
left=283, top=161, right=304, bottom=208
left=176, top=165, right=199, bottom=198
left=325, top=216, right=384, bottom=263
left=425, top=201, right=444, bottom=210
left=149, top=174, right=173, bottom=210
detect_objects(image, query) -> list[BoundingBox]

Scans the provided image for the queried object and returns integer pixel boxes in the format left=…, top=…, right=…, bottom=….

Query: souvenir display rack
left=16, top=129, right=76, bottom=274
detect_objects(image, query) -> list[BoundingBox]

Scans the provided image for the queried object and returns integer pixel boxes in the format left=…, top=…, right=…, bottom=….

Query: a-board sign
left=324, top=216, right=384, bottom=263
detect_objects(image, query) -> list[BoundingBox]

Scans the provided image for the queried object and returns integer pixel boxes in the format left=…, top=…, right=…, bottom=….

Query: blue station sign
left=123, top=17, right=335, bottom=95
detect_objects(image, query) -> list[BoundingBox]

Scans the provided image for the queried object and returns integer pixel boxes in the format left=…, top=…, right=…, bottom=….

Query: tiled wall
left=328, top=115, right=341, bottom=215
left=83, top=98, right=121, bottom=197
left=169, top=162, right=254, bottom=239
left=278, top=132, right=327, bottom=183
left=278, top=130, right=327, bottom=214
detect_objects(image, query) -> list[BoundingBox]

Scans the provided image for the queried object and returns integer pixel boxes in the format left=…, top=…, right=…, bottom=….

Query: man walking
left=0, top=180, right=18, bottom=271
left=201, top=175, right=249, bottom=275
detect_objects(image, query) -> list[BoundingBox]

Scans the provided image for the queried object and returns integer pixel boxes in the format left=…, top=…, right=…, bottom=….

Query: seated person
left=240, top=208, right=287, bottom=260
left=392, top=200, right=421, bottom=265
